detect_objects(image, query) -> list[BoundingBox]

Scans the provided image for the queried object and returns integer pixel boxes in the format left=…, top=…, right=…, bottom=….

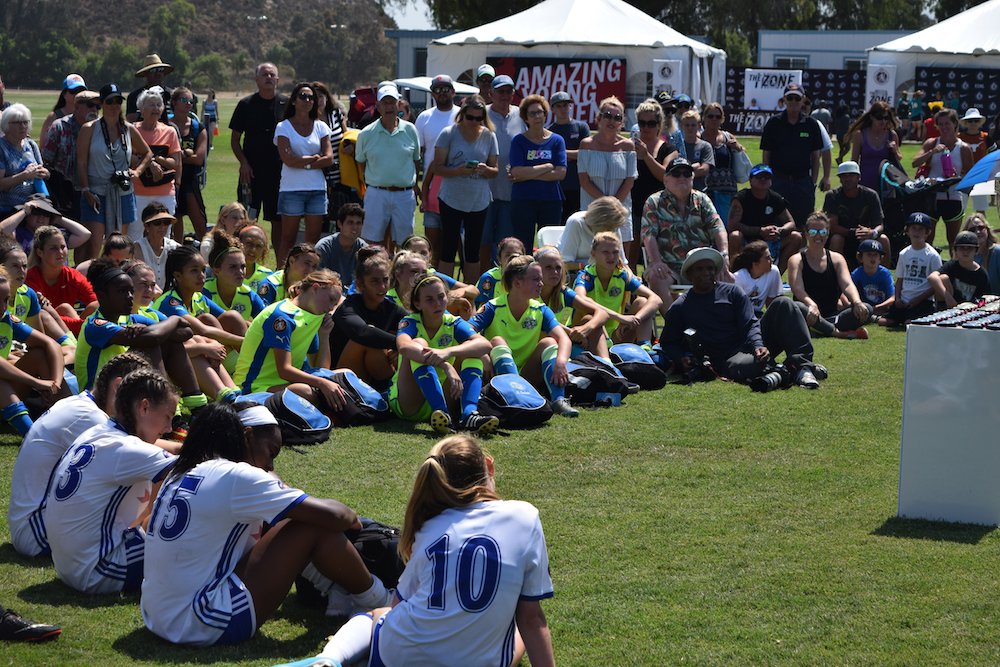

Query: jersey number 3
left=425, top=534, right=502, bottom=613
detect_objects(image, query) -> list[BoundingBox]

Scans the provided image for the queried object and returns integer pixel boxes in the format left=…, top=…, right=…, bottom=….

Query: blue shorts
left=211, top=577, right=257, bottom=645
left=368, top=613, right=388, bottom=667
left=278, top=189, right=328, bottom=217
left=422, top=210, right=441, bottom=229
left=482, top=200, right=513, bottom=245
left=80, top=192, right=138, bottom=229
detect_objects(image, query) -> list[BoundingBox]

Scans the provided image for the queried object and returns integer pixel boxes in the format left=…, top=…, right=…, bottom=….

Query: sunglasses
left=527, top=109, right=546, bottom=118
left=807, top=228, right=829, bottom=238
left=149, top=67, right=166, bottom=74
left=872, top=114, right=886, bottom=121
left=297, top=92, right=315, bottom=101
left=705, top=114, right=723, bottom=120
left=785, top=96, right=803, bottom=102
left=145, top=219, right=172, bottom=227
left=177, top=97, right=195, bottom=105
left=677, top=103, right=692, bottom=109
left=465, top=113, right=485, bottom=123
left=105, top=98, right=123, bottom=105
left=601, top=111, right=623, bottom=122
left=752, top=173, right=772, bottom=180
left=668, top=170, right=694, bottom=178
left=431, top=87, right=451, bottom=94
left=83, top=101, right=101, bottom=109
left=637, top=119, right=660, bottom=128
left=969, top=225, right=989, bottom=232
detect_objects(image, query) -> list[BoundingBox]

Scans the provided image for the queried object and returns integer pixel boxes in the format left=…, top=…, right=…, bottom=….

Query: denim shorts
left=80, top=192, right=138, bottom=229
left=278, top=189, right=328, bottom=217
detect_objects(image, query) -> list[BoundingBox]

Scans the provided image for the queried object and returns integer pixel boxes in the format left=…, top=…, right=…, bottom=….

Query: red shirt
left=25, top=265, right=96, bottom=310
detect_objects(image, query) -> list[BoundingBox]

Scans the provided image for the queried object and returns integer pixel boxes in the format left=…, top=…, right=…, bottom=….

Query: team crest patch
left=14, top=304, right=26, bottom=317
left=168, top=297, right=182, bottom=306
left=522, top=317, right=538, bottom=330
left=0, top=336, right=8, bottom=350
left=398, top=319, right=410, bottom=331
left=10, top=314, right=21, bottom=324
left=234, top=302, right=246, bottom=313
left=273, top=318, right=287, bottom=332
left=258, top=284, right=270, bottom=296
left=438, top=333, right=453, bottom=347
left=482, top=279, right=493, bottom=292
left=476, top=304, right=486, bottom=315
left=93, top=318, right=108, bottom=326
left=765, top=206, right=774, bottom=215
left=609, top=286, right=622, bottom=298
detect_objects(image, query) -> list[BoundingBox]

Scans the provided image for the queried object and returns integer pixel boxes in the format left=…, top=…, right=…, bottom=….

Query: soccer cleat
left=845, top=327, right=869, bottom=340
left=270, top=657, right=342, bottom=667
left=165, top=415, right=189, bottom=442
left=430, top=410, right=454, bottom=434
left=796, top=368, right=819, bottom=389
left=551, top=398, right=579, bottom=417
left=460, top=411, right=500, bottom=435
left=0, top=608, right=61, bottom=642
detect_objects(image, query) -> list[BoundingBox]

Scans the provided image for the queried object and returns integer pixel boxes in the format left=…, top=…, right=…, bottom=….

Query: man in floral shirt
left=641, top=157, right=733, bottom=314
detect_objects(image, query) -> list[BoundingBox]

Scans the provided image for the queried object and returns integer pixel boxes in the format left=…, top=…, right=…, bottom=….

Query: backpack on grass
left=564, top=352, right=632, bottom=407
left=309, top=368, right=392, bottom=427
left=264, top=389, right=332, bottom=445
left=610, top=343, right=667, bottom=390
left=478, top=374, right=553, bottom=428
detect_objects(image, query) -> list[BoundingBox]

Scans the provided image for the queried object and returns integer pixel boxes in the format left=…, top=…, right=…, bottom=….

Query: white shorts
left=135, top=193, right=176, bottom=217
left=10, top=508, right=49, bottom=557
left=61, top=526, right=145, bottom=594
left=362, top=187, right=416, bottom=244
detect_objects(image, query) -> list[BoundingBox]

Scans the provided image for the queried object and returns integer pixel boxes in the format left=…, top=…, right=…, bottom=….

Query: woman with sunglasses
left=432, top=94, right=498, bottom=284
left=964, top=214, right=1000, bottom=294
left=913, top=108, right=974, bottom=252
left=274, top=83, right=334, bottom=265
left=628, top=99, right=676, bottom=271
left=787, top=211, right=873, bottom=339
left=846, top=102, right=903, bottom=193
left=132, top=89, right=181, bottom=230
left=133, top=202, right=180, bottom=289
left=578, top=96, right=637, bottom=256
left=170, top=86, right=208, bottom=241
left=510, top=94, right=566, bottom=250
left=700, top=103, right=745, bottom=224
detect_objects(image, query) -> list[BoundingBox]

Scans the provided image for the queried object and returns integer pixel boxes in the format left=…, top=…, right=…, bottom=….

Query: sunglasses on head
left=465, top=113, right=485, bottom=123
left=297, top=92, right=315, bottom=101
left=807, top=228, right=829, bottom=238
left=601, top=111, right=623, bottom=122
left=637, top=119, right=660, bottom=128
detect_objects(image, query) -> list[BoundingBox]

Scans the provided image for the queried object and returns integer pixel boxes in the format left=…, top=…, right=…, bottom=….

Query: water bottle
left=941, top=148, right=955, bottom=177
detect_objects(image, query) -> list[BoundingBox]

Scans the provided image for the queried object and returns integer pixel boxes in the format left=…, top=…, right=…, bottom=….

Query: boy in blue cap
left=852, top=239, right=895, bottom=315
left=878, top=213, right=941, bottom=326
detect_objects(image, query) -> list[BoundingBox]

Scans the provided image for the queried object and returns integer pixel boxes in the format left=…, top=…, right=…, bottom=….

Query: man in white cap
left=958, top=107, right=989, bottom=164
left=355, top=84, right=421, bottom=250
left=476, top=64, right=495, bottom=105
left=42, top=89, right=101, bottom=223
left=415, top=74, right=456, bottom=262
left=823, top=160, right=888, bottom=269
left=661, top=247, right=823, bottom=389
left=480, top=74, right=526, bottom=269
left=126, top=54, right=173, bottom=123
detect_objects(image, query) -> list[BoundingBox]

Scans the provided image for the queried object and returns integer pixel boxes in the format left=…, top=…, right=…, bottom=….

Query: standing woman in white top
left=912, top=107, right=973, bottom=252
left=578, top=96, right=638, bottom=257
left=274, top=83, right=334, bottom=266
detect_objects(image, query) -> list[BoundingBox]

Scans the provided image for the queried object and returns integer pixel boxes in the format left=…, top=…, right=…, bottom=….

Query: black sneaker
left=430, top=410, right=454, bottom=434
left=551, top=398, right=579, bottom=417
left=459, top=411, right=500, bottom=435
left=813, top=364, right=829, bottom=381
left=0, top=608, right=61, bottom=642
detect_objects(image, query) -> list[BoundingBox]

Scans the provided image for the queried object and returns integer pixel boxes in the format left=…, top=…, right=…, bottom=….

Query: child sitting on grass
left=879, top=213, right=942, bottom=326
left=851, top=239, right=895, bottom=316
left=928, top=230, right=991, bottom=308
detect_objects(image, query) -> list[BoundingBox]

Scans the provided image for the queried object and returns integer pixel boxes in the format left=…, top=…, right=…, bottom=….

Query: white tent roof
left=432, top=0, right=724, bottom=59
left=871, top=0, right=1000, bottom=56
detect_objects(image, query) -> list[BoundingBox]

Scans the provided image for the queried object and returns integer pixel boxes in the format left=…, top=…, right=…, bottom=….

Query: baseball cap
left=905, top=212, right=933, bottom=229
left=63, top=74, right=87, bottom=91
left=376, top=84, right=399, bottom=102
left=749, top=164, right=773, bottom=178
left=477, top=64, right=496, bottom=80
left=655, top=91, right=672, bottom=106
left=837, top=161, right=861, bottom=175
left=675, top=94, right=692, bottom=104
left=75, top=90, right=100, bottom=104
left=784, top=83, right=805, bottom=98
left=550, top=91, right=572, bottom=105
left=681, top=247, right=724, bottom=280
left=665, top=157, right=694, bottom=175
left=962, top=108, right=985, bottom=121
left=857, top=239, right=885, bottom=255
left=430, top=74, right=453, bottom=89
left=492, top=75, right=514, bottom=90
left=954, top=230, right=979, bottom=247
left=99, top=83, right=124, bottom=102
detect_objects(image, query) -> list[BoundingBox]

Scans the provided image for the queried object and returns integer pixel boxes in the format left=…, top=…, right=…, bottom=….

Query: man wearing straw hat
left=126, top=54, right=173, bottom=123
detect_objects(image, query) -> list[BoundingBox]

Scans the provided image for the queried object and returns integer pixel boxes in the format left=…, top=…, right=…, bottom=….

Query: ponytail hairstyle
left=167, top=402, right=248, bottom=482
left=399, top=435, right=500, bottom=561
left=501, top=253, right=537, bottom=290
left=87, top=256, right=125, bottom=293
left=30, top=225, right=65, bottom=269
left=163, top=244, right=203, bottom=293
left=235, top=221, right=269, bottom=265
left=0, top=233, right=25, bottom=264
left=584, top=196, right=629, bottom=235
left=590, top=231, right=625, bottom=271
left=122, top=259, right=154, bottom=281
left=355, top=245, right=391, bottom=285
left=282, top=243, right=319, bottom=290
left=497, top=237, right=526, bottom=265
left=730, top=239, right=769, bottom=273
left=101, top=232, right=134, bottom=258
left=389, top=250, right=427, bottom=293
left=91, top=352, right=152, bottom=414
left=208, top=228, right=244, bottom=270
left=288, top=268, right=341, bottom=300
left=533, top=245, right=566, bottom=312
left=408, top=272, right=447, bottom=313
left=113, top=369, right=178, bottom=437
left=400, top=233, right=431, bottom=258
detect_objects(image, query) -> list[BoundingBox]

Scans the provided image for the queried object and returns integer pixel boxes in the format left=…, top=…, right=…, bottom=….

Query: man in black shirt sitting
left=727, top=164, right=801, bottom=273
left=823, top=161, right=889, bottom=270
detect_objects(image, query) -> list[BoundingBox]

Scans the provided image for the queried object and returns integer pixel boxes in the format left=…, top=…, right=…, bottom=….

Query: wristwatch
left=305, top=163, right=312, bottom=170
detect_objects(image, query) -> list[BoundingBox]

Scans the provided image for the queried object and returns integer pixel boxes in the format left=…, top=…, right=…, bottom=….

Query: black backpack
left=345, top=517, right=406, bottom=589
left=311, top=369, right=392, bottom=427
left=610, top=343, right=667, bottom=390
left=263, top=389, right=332, bottom=445
left=478, top=375, right=554, bottom=428
left=564, top=352, right=632, bottom=406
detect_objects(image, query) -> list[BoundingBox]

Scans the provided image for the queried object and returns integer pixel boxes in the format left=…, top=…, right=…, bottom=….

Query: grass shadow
left=18, top=579, right=143, bottom=609
left=872, top=515, right=997, bottom=544
left=0, top=541, right=51, bottom=566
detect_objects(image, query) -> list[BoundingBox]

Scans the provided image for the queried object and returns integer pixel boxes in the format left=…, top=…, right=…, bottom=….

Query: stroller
left=878, top=159, right=961, bottom=267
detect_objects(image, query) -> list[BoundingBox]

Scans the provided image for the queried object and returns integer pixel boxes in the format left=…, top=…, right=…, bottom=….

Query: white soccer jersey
left=8, top=392, right=106, bottom=556
left=141, top=459, right=307, bottom=646
left=376, top=500, right=554, bottom=667
left=45, top=420, right=176, bottom=594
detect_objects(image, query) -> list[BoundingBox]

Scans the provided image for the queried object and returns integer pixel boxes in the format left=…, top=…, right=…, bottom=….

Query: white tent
left=426, top=0, right=726, bottom=120
left=868, top=0, right=1000, bottom=91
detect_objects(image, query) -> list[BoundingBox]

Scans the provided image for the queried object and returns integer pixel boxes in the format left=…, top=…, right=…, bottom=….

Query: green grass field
left=2, top=92, right=999, bottom=666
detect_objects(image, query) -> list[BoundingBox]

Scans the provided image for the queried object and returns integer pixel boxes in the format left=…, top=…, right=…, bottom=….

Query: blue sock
left=3, top=401, right=32, bottom=437
left=541, top=344, right=565, bottom=401
left=459, top=359, right=484, bottom=419
left=490, top=345, right=518, bottom=376
left=412, top=363, right=448, bottom=414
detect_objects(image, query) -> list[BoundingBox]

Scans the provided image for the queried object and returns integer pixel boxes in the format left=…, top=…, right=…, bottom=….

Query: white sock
left=349, top=575, right=389, bottom=611
left=319, top=612, right=374, bottom=665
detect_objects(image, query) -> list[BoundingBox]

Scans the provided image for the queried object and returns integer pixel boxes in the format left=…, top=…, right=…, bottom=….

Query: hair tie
left=239, top=405, right=278, bottom=427
left=426, top=454, right=444, bottom=465
left=514, top=260, right=538, bottom=281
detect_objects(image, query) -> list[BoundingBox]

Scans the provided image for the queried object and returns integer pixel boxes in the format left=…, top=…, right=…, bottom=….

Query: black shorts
left=933, top=199, right=963, bottom=224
